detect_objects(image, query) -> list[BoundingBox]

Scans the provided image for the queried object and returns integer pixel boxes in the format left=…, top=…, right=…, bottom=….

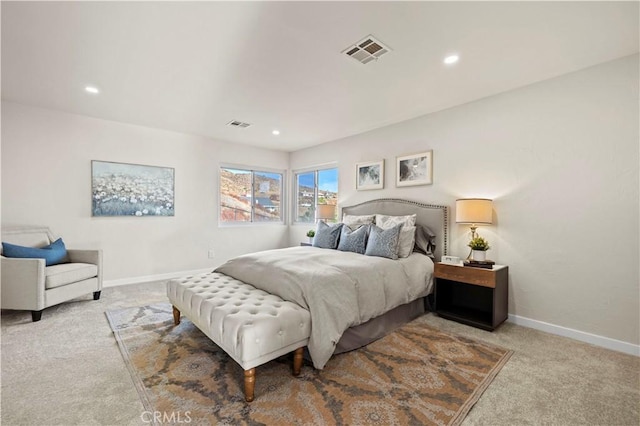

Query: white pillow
left=375, top=214, right=416, bottom=228
left=397, top=225, right=416, bottom=258
left=375, top=214, right=417, bottom=258
left=342, top=214, right=375, bottom=231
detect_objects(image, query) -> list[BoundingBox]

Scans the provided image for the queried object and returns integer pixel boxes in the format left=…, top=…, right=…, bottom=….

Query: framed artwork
left=356, top=160, right=384, bottom=190
left=396, top=150, right=433, bottom=187
left=91, top=160, right=175, bottom=217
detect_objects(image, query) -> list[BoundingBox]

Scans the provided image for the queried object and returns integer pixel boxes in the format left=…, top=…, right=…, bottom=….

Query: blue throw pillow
left=337, top=224, right=369, bottom=254
left=365, top=224, right=402, bottom=260
left=312, top=222, right=343, bottom=249
left=2, top=238, right=68, bottom=266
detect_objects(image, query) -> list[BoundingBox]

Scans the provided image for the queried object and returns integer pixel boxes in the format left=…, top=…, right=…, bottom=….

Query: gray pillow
left=337, top=224, right=369, bottom=254
left=313, top=222, right=343, bottom=249
left=365, top=224, right=402, bottom=260
left=414, top=224, right=437, bottom=258
left=375, top=214, right=416, bottom=258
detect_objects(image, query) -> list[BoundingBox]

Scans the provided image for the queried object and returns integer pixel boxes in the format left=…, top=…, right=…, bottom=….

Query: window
left=220, top=166, right=284, bottom=223
left=294, top=167, right=339, bottom=223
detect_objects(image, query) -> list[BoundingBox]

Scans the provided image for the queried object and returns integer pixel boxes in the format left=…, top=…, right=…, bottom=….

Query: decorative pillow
left=375, top=214, right=417, bottom=258
left=342, top=214, right=375, bottom=231
left=2, top=238, right=68, bottom=266
left=375, top=213, right=416, bottom=228
left=312, top=222, right=343, bottom=249
left=414, top=225, right=437, bottom=258
left=365, top=224, right=402, bottom=260
left=397, top=225, right=416, bottom=258
left=337, top=224, right=369, bottom=254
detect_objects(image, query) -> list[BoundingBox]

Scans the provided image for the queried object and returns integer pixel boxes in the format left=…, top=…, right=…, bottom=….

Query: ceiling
left=2, top=2, right=638, bottom=152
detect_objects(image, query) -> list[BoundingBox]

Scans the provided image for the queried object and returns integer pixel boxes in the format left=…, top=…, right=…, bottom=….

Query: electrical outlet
left=208, top=249, right=215, bottom=259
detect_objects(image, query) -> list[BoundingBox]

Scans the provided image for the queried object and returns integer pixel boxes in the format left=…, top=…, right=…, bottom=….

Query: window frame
left=292, top=163, right=339, bottom=225
left=218, top=163, right=287, bottom=226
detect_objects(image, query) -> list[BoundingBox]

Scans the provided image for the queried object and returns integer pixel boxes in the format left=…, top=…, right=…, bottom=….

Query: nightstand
left=300, top=242, right=312, bottom=246
left=434, top=262, right=508, bottom=331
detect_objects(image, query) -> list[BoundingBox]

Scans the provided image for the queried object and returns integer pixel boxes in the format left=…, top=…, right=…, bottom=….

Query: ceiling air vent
left=342, top=35, right=391, bottom=64
left=227, top=120, right=252, bottom=128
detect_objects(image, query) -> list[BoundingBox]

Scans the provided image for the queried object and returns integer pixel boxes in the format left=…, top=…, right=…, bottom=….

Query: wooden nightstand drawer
left=434, top=263, right=498, bottom=288
left=434, top=262, right=509, bottom=331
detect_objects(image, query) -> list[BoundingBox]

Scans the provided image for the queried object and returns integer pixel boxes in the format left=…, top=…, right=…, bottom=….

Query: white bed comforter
left=215, top=246, right=434, bottom=369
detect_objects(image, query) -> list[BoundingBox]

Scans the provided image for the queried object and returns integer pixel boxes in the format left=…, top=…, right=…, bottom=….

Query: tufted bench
left=166, top=272, right=311, bottom=402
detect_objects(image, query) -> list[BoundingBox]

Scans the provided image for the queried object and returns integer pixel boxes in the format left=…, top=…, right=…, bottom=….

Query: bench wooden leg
left=293, top=347, right=304, bottom=376
left=244, top=368, right=256, bottom=402
left=172, top=306, right=181, bottom=325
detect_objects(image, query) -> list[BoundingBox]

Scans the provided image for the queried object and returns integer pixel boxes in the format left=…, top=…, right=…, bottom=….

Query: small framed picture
left=356, top=160, right=384, bottom=190
left=396, top=150, right=433, bottom=187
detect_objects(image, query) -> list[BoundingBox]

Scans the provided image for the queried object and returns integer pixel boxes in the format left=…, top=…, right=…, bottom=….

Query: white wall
left=290, top=55, right=639, bottom=346
left=1, top=102, right=290, bottom=282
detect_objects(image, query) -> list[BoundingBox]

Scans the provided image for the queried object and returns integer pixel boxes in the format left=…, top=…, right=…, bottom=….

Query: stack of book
left=463, top=259, right=496, bottom=269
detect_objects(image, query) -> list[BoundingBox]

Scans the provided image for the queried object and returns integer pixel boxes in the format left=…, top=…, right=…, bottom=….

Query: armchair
left=1, top=226, right=103, bottom=322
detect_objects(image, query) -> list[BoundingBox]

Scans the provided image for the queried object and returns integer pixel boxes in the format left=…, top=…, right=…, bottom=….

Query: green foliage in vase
left=306, top=230, right=316, bottom=238
left=468, top=236, right=490, bottom=251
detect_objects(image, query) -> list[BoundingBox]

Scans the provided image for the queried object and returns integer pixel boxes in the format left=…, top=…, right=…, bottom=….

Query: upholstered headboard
left=341, top=199, right=449, bottom=260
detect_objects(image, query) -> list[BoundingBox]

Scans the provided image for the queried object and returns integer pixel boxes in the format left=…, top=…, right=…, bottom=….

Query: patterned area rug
left=106, top=304, right=512, bottom=426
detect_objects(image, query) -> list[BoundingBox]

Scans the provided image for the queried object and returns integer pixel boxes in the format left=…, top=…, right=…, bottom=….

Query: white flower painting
left=91, top=161, right=175, bottom=217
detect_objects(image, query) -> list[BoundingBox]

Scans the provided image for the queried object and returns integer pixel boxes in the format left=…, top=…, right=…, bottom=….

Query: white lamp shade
left=456, top=198, right=493, bottom=224
left=317, top=204, right=336, bottom=221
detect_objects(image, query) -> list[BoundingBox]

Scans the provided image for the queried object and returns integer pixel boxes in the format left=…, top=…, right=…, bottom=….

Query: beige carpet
left=2, top=281, right=638, bottom=425
left=106, top=303, right=512, bottom=425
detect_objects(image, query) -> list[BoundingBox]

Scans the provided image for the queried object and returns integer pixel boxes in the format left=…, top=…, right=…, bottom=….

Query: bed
left=214, top=198, right=449, bottom=370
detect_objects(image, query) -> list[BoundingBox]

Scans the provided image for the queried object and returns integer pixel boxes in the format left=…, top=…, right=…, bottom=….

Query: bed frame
left=335, top=198, right=449, bottom=353
left=167, top=198, right=449, bottom=401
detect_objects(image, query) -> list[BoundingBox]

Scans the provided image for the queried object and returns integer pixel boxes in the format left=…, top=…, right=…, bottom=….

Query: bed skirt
left=334, top=297, right=426, bottom=354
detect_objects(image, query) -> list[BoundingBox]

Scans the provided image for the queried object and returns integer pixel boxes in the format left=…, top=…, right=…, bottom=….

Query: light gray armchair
left=1, top=226, right=103, bottom=322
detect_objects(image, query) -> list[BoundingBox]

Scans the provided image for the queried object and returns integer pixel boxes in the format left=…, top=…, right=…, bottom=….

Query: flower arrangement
left=306, top=230, right=316, bottom=238
left=468, top=236, right=490, bottom=251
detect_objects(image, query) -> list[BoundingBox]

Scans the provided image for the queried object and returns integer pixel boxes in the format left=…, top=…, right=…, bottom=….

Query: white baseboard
left=103, top=268, right=213, bottom=288
left=508, top=314, right=639, bottom=357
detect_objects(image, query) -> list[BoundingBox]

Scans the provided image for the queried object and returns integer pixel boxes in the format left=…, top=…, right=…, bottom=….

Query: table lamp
left=317, top=204, right=336, bottom=223
left=455, top=198, right=493, bottom=239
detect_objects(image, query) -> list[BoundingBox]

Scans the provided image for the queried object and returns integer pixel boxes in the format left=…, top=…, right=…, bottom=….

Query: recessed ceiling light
left=444, top=55, right=459, bottom=65
left=272, top=130, right=280, bottom=136
left=85, top=86, right=100, bottom=94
